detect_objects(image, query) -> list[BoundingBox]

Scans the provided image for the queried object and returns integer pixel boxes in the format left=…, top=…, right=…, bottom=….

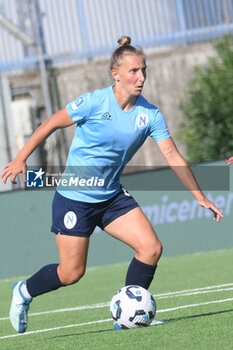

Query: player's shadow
left=48, top=308, right=233, bottom=340
left=49, top=328, right=113, bottom=340
left=164, top=307, right=233, bottom=324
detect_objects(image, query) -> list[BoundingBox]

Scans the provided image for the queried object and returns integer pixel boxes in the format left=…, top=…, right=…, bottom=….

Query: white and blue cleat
left=114, top=322, right=123, bottom=330
left=9, top=281, right=31, bottom=333
left=113, top=319, right=166, bottom=330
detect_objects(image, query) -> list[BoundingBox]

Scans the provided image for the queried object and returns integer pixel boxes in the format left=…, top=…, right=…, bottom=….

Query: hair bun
left=117, top=36, right=131, bottom=47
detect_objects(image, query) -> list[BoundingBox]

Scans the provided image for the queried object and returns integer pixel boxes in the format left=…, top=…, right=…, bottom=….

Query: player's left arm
left=157, top=137, right=224, bottom=222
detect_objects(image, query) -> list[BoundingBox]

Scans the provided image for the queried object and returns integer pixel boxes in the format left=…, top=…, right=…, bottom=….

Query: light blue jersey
left=57, top=86, right=170, bottom=202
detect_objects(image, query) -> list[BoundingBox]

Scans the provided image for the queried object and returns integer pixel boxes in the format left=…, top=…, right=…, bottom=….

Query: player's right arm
left=1, top=108, right=74, bottom=184
left=226, top=156, right=233, bottom=165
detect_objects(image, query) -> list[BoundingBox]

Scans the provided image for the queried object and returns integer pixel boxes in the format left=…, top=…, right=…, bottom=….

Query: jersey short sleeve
left=66, top=93, right=92, bottom=124
left=149, top=109, right=170, bottom=142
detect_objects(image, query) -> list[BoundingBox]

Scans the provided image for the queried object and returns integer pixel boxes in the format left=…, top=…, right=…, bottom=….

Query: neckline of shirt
left=110, top=85, right=140, bottom=114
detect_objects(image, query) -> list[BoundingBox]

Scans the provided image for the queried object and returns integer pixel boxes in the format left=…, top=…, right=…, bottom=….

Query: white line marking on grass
left=156, top=297, right=233, bottom=313
left=1, top=283, right=233, bottom=321
left=0, top=303, right=110, bottom=321
left=0, top=318, right=113, bottom=339
left=1, top=297, right=233, bottom=340
left=156, top=287, right=233, bottom=299
left=154, top=283, right=233, bottom=297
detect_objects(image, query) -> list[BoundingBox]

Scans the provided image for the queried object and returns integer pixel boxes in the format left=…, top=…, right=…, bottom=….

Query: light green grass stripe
left=1, top=282, right=232, bottom=321
left=0, top=318, right=112, bottom=340
left=1, top=297, right=233, bottom=340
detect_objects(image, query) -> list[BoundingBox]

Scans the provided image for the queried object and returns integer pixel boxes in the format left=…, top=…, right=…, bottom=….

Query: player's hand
left=1, top=157, right=27, bottom=184
left=226, top=156, right=233, bottom=165
left=198, top=197, right=224, bottom=223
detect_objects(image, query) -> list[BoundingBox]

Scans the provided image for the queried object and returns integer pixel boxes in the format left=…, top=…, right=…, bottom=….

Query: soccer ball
left=110, top=285, right=156, bottom=329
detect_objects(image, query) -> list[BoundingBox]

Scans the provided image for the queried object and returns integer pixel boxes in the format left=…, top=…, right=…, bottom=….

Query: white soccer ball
left=110, top=285, right=156, bottom=329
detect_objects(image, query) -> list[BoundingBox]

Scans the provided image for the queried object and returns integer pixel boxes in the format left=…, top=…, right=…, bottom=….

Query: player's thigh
left=56, top=233, right=90, bottom=269
left=104, top=207, right=161, bottom=254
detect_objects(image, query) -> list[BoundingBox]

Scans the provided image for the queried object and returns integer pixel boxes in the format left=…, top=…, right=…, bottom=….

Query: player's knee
left=146, top=240, right=163, bottom=263
left=154, top=240, right=163, bottom=259
left=58, top=265, right=86, bottom=286
left=137, top=239, right=163, bottom=265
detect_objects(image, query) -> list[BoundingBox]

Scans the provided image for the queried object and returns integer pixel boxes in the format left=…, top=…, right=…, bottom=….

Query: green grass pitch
left=0, top=248, right=233, bottom=350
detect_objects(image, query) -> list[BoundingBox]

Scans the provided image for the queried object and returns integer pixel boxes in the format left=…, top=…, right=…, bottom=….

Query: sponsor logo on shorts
left=136, top=113, right=149, bottom=130
left=64, top=211, right=77, bottom=229
left=71, top=96, right=85, bottom=110
left=122, top=187, right=131, bottom=197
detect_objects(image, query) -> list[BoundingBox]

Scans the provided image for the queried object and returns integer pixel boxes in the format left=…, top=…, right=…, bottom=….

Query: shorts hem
left=102, top=203, right=139, bottom=229
left=51, top=229, right=92, bottom=238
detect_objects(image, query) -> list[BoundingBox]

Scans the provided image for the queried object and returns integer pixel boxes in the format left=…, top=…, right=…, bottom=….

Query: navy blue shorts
left=51, top=188, right=139, bottom=237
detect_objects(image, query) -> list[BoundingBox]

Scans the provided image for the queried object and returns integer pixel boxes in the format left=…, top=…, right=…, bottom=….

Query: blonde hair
left=110, top=36, right=145, bottom=70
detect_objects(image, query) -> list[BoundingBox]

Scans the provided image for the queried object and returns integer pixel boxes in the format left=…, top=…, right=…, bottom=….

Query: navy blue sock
left=125, top=257, right=157, bottom=290
left=26, top=264, right=64, bottom=298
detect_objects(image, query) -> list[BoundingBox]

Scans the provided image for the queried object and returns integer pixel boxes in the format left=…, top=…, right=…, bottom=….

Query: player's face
left=112, top=54, right=147, bottom=96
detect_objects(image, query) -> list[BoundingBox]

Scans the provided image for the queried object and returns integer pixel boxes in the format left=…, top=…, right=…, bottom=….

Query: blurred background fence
left=1, top=0, right=233, bottom=192
left=0, top=0, right=233, bottom=72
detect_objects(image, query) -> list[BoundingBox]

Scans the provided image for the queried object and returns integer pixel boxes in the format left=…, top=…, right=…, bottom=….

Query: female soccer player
left=1, top=36, right=224, bottom=333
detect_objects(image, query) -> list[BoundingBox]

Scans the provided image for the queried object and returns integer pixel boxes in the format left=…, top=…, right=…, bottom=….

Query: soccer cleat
left=150, top=319, right=166, bottom=325
left=9, top=281, right=31, bottom=333
left=114, top=322, right=123, bottom=330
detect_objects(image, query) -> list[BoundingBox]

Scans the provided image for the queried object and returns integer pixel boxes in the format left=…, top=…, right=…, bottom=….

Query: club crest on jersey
left=71, top=96, right=85, bottom=111
left=64, top=211, right=77, bottom=229
left=136, top=113, right=149, bottom=130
